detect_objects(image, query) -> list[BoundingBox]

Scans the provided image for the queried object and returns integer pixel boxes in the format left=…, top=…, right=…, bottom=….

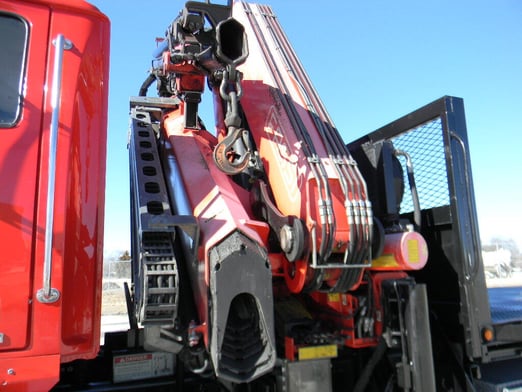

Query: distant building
left=482, top=248, right=512, bottom=278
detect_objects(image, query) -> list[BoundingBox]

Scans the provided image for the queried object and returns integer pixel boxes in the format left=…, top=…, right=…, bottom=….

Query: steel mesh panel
left=391, top=117, right=450, bottom=213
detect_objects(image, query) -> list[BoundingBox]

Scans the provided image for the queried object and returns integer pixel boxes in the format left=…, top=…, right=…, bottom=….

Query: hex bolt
left=7, top=369, right=15, bottom=376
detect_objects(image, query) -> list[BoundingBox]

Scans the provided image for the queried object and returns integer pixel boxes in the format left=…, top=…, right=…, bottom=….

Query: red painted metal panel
left=0, top=0, right=49, bottom=353
left=0, top=355, right=60, bottom=391
left=46, top=5, right=110, bottom=363
left=0, top=0, right=109, bottom=387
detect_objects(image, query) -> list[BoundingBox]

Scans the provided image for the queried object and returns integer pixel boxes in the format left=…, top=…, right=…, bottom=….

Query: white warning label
left=113, top=352, right=175, bottom=383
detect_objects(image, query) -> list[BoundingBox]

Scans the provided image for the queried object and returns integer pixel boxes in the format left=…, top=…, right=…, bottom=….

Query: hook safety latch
left=213, top=127, right=251, bottom=175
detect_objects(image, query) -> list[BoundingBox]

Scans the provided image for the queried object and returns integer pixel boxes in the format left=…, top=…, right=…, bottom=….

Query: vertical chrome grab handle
left=36, top=34, right=72, bottom=304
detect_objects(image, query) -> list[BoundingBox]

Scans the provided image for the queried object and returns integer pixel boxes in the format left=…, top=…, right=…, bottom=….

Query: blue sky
left=90, top=0, right=522, bottom=252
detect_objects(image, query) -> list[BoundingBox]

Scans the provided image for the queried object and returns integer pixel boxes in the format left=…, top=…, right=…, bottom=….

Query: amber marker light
left=482, top=327, right=494, bottom=343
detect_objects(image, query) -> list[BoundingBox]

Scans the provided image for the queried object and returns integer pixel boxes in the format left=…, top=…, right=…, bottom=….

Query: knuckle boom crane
left=129, top=0, right=432, bottom=388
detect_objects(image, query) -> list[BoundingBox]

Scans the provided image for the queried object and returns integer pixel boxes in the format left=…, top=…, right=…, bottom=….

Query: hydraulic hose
left=139, top=73, right=156, bottom=96
left=352, top=337, right=388, bottom=392
left=394, top=149, right=421, bottom=228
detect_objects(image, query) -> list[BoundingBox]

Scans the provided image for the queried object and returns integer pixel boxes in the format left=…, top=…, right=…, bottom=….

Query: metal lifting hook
left=213, top=127, right=251, bottom=175
left=213, top=63, right=252, bottom=175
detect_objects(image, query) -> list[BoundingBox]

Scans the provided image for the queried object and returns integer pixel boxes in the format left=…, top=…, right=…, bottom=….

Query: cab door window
left=0, top=13, right=28, bottom=127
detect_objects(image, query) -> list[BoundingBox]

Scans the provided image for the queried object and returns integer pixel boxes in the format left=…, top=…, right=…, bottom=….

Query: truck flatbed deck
left=489, top=286, right=522, bottom=324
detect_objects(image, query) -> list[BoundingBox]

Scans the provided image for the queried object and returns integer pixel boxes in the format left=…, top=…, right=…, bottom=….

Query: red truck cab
left=0, top=0, right=109, bottom=389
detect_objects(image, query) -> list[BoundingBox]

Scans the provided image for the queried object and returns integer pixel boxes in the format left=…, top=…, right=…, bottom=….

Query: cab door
left=0, top=2, right=49, bottom=351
